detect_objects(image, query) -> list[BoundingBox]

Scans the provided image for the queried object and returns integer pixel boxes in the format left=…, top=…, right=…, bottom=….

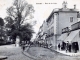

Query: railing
left=62, top=27, right=70, bottom=33
left=71, top=21, right=80, bottom=31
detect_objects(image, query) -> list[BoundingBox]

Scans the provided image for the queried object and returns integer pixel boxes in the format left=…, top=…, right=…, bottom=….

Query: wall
left=43, top=21, right=48, bottom=33
left=54, top=13, right=58, bottom=35
left=58, top=12, right=78, bottom=35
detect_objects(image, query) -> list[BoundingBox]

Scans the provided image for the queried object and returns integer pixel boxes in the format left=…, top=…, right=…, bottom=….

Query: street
left=0, top=45, right=80, bottom=60
left=27, top=47, right=80, bottom=60
left=0, top=44, right=33, bottom=60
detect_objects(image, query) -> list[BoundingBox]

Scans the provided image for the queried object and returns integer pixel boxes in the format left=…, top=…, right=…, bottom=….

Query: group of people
left=58, top=41, right=79, bottom=53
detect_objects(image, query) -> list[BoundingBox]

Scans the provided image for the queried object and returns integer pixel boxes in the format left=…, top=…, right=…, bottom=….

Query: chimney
left=74, top=4, right=76, bottom=9
left=62, top=1, right=67, bottom=9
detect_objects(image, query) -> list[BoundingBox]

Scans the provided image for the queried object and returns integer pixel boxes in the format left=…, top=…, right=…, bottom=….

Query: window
left=70, top=17, right=73, bottom=22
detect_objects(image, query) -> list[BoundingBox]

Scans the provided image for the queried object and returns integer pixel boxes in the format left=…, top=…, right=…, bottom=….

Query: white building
left=36, top=1, right=80, bottom=51
left=45, top=1, right=79, bottom=48
left=36, top=21, right=48, bottom=44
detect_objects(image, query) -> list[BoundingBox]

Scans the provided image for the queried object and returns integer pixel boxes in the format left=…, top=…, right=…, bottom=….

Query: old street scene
left=0, top=0, right=80, bottom=60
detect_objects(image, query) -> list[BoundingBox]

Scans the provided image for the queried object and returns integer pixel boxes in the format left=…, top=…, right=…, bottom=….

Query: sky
left=0, top=0, right=80, bottom=40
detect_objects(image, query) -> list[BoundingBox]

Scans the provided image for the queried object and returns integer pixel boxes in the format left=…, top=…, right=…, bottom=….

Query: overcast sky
left=0, top=0, right=80, bottom=39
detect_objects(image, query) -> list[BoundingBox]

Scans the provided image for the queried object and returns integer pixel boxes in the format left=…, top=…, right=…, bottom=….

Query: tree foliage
left=5, top=0, right=35, bottom=42
left=20, top=23, right=34, bottom=41
left=6, top=0, right=34, bottom=28
left=0, top=18, right=6, bottom=40
left=0, top=18, right=4, bottom=26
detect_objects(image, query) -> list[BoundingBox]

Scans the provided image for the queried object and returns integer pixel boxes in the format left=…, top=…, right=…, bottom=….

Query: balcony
left=46, top=33, right=54, bottom=38
left=71, top=21, right=80, bottom=31
left=62, top=27, right=70, bottom=33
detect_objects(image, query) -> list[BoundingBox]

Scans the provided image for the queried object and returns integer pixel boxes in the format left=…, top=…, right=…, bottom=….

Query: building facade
left=36, top=1, right=80, bottom=50
left=45, top=1, right=79, bottom=48
left=36, top=1, right=79, bottom=47
left=35, top=21, right=47, bottom=44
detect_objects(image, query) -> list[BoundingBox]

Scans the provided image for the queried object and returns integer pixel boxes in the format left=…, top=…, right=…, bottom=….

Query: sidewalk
left=50, top=47, right=80, bottom=56
left=56, top=49, right=80, bottom=56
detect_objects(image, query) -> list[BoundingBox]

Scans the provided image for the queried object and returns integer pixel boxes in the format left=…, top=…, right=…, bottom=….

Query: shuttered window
left=70, top=17, right=73, bottom=22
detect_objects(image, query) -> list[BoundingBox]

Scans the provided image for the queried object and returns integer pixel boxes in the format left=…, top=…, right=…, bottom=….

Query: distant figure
left=58, top=43, right=61, bottom=50
left=68, top=44, right=71, bottom=52
left=66, top=41, right=69, bottom=52
left=22, top=45, right=25, bottom=51
left=61, top=41, right=66, bottom=50
left=72, top=42, right=79, bottom=53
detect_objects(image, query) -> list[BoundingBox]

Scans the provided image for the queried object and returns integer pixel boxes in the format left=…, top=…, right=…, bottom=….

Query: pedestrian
left=22, top=45, right=25, bottom=51
left=74, top=42, right=79, bottom=53
left=66, top=41, right=69, bottom=53
left=69, top=44, right=71, bottom=52
left=15, top=41, right=16, bottom=46
left=72, top=42, right=78, bottom=53
left=58, top=43, right=60, bottom=50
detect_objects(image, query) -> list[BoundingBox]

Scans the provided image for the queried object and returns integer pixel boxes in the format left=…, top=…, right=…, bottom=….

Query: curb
left=56, top=51, right=80, bottom=57
left=49, top=48, right=70, bottom=56
left=22, top=47, right=41, bottom=60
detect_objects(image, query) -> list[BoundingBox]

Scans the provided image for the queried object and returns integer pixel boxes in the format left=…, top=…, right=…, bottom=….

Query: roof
left=46, top=8, right=79, bottom=22
left=46, top=10, right=54, bottom=22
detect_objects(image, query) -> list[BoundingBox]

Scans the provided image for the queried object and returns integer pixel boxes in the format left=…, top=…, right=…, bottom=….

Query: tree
left=6, top=0, right=34, bottom=29
left=8, top=23, right=34, bottom=43
left=0, top=18, right=4, bottom=38
left=20, top=23, right=34, bottom=41
left=5, top=0, right=35, bottom=43
left=0, top=18, right=6, bottom=41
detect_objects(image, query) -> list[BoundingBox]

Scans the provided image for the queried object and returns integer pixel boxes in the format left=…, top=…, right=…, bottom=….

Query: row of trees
left=0, top=0, right=35, bottom=44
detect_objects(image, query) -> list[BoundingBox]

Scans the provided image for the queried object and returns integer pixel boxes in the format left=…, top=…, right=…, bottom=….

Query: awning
left=57, top=33, right=68, bottom=41
left=64, top=30, right=79, bottom=43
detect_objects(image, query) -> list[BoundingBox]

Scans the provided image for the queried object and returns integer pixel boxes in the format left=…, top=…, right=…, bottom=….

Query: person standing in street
left=69, top=43, right=71, bottom=52
left=22, top=45, right=25, bottom=51
left=66, top=41, right=69, bottom=52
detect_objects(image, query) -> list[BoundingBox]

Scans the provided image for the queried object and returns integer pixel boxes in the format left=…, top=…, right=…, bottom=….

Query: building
left=45, top=1, right=79, bottom=49
left=35, top=20, right=48, bottom=44
left=58, top=21, right=80, bottom=52
left=36, top=1, right=80, bottom=50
